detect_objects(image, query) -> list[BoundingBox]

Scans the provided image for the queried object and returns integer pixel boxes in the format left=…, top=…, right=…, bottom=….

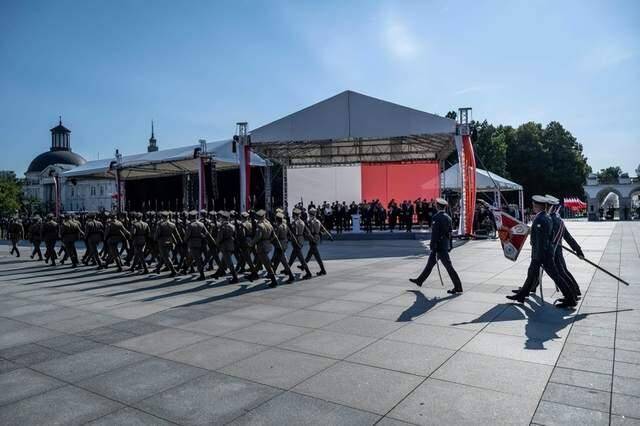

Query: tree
left=0, top=177, right=21, bottom=216
left=445, top=111, right=457, bottom=120
left=541, top=121, right=590, bottom=198
left=597, top=166, right=622, bottom=184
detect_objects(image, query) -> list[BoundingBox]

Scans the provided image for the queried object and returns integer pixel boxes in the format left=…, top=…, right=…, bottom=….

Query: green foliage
left=445, top=111, right=457, bottom=120
left=597, top=166, right=622, bottom=184
left=0, top=177, right=21, bottom=216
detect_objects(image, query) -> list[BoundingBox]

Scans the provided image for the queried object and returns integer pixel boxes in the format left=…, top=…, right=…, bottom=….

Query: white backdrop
left=286, top=165, right=361, bottom=213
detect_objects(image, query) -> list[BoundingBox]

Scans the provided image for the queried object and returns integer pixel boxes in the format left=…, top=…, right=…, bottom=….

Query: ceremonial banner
left=455, top=133, right=477, bottom=235
left=493, top=210, right=530, bottom=261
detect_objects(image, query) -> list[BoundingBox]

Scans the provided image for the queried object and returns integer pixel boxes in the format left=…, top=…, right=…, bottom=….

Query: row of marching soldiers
left=6, top=207, right=330, bottom=288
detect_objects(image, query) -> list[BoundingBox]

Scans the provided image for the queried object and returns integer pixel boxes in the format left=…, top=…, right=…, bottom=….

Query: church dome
left=27, top=150, right=86, bottom=174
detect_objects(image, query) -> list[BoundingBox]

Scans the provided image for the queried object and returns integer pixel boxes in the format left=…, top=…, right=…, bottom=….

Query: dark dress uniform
left=550, top=211, right=583, bottom=297
left=508, top=210, right=577, bottom=307
left=411, top=208, right=463, bottom=293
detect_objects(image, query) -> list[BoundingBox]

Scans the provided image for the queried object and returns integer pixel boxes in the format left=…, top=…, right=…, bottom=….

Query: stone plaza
left=0, top=221, right=639, bottom=425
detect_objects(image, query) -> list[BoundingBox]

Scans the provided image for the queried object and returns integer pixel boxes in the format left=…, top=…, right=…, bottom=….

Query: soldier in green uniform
left=272, top=212, right=296, bottom=283
left=183, top=211, right=215, bottom=280
left=60, top=214, right=85, bottom=267
left=288, top=209, right=313, bottom=279
left=236, top=212, right=258, bottom=279
left=8, top=216, right=24, bottom=257
left=251, top=209, right=279, bottom=288
left=305, top=208, right=327, bottom=276
left=83, top=212, right=104, bottom=268
left=154, top=211, right=181, bottom=276
left=130, top=212, right=150, bottom=274
left=213, top=211, right=239, bottom=283
left=103, top=214, right=131, bottom=272
left=28, top=215, right=43, bottom=260
left=42, top=213, right=59, bottom=266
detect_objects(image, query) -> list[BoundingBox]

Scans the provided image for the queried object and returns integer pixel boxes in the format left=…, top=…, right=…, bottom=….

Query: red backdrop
left=361, top=161, right=440, bottom=207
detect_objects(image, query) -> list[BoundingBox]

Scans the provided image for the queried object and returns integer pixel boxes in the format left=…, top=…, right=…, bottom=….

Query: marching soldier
left=60, top=214, right=85, bottom=267
left=305, top=208, right=327, bottom=276
left=183, top=211, right=214, bottom=280
left=130, top=212, right=150, bottom=274
left=410, top=198, right=463, bottom=294
left=251, top=209, right=279, bottom=287
left=213, top=211, right=239, bottom=283
left=28, top=215, right=43, bottom=260
left=8, top=216, right=24, bottom=257
left=42, top=213, right=59, bottom=266
left=272, top=211, right=296, bottom=283
left=288, top=209, right=313, bottom=279
left=104, top=213, right=131, bottom=272
left=84, top=212, right=104, bottom=268
left=154, top=211, right=180, bottom=276
left=236, top=212, right=258, bottom=278
left=507, top=195, right=577, bottom=308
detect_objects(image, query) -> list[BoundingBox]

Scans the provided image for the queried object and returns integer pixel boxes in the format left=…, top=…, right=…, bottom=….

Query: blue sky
left=1, top=0, right=638, bottom=176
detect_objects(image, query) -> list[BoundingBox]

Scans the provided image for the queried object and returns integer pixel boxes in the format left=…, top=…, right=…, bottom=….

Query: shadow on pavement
left=396, top=290, right=458, bottom=322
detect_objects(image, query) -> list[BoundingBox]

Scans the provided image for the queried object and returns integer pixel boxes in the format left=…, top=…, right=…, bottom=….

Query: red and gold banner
left=455, top=133, right=477, bottom=235
left=493, top=211, right=530, bottom=261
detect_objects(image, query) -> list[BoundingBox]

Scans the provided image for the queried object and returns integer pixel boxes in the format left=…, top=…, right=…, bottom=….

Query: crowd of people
left=2, top=207, right=332, bottom=288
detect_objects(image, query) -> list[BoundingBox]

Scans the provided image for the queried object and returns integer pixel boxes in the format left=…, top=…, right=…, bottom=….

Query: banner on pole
left=493, top=210, right=530, bottom=261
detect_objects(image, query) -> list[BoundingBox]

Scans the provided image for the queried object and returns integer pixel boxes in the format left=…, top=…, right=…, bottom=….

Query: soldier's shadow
left=396, top=290, right=458, bottom=322
left=452, top=298, right=633, bottom=350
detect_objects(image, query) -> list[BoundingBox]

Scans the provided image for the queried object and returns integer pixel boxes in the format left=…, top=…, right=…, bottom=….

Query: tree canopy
left=0, top=177, right=21, bottom=216
left=597, top=166, right=622, bottom=184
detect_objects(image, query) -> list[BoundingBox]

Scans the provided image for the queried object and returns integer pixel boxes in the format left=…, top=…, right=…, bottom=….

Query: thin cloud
left=582, top=42, right=634, bottom=71
left=382, top=17, right=422, bottom=60
left=453, top=84, right=502, bottom=96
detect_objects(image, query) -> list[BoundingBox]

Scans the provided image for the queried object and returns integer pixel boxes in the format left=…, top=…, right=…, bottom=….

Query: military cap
left=240, top=212, right=250, bottom=218
left=308, top=208, right=317, bottom=215
left=188, top=210, right=197, bottom=217
left=532, top=195, right=548, bottom=204
left=46, top=213, right=54, bottom=219
left=275, top=212, right=285, bottom=219
left=292, top=208, right=301, bottom=215
left=435, top=198, right=448, bottom=207
left=230, top=210, right=237, bottom=216
left=544, top=194, right=559, bottom=205
left=135, top=211, right=143, bottom=218
left=256, top=209, right=266, bottom=218
left=275, top=208, right=283, bottom=213
left=159, top=211, right=169, bottom=218
left=217, top=210, right=228, bottom=218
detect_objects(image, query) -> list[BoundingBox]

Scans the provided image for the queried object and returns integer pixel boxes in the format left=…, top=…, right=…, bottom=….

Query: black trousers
left=44, top=240, right=57, bottom=264
left=31, top=240, right=43, bottom=260
left=288, top=243, right=311, bottom=275
left=518, top=255, right=576, bottom=303
left=10, top=239, right=20, bottom=257
left=272, top=244, right=294, bottom=278
left=85, top=238, right=102, bottom=267
left=555, top=249, right=581, bottom=295
left=415, top=249, right=462, bottom=291
left=131, top=242, right=148, bottom=272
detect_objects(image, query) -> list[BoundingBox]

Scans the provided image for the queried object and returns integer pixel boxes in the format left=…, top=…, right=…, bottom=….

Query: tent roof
left=249, top=90, right=456, bottom=166
left=64, top=139, right=265, bottom=180
left=442, top=165, right=522, bottom=192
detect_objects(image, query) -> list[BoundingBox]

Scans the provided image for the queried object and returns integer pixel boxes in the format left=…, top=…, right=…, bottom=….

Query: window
left=91, top=186, right=96, bottom=196
left=100, top=185, right=104, bottom=196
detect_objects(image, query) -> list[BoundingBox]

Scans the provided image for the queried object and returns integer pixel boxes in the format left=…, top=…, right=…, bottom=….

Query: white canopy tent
left=64, top=139, right=265, bottom=180
left=441, top=165, right=524, bottom=218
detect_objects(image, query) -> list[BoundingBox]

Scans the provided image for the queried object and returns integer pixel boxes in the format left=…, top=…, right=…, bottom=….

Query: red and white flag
left=493, top=211, right=530, bottom=261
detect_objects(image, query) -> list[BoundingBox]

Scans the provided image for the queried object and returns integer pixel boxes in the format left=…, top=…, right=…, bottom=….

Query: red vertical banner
left=244, top=145, right=251, bottom=209
left=462, top=133, right=476, bottom=234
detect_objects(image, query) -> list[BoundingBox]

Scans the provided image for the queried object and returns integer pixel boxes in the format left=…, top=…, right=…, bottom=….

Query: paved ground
left=0, top=221, right=638, bottom=425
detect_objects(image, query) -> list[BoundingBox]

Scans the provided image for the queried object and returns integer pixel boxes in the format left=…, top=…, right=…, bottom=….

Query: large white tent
left=441, top=165, right=522, bottom=192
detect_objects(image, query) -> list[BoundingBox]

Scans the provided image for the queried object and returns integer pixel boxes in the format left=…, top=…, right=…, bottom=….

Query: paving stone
left=562, top=342, right=614, bottom=361
left=385, top=323, right=476, bottom=350
left=463, top=331, right=564, bottom=365
left=228, top=391, right=380, bottom=425
left=87, top=407, right=175, bottom=426
left=616, top=361, right=640, bottom=380
left=115, top=328, right=209, bottom=355
left=613, top=393, right=640, bottom=420
left=0, top=358, right=19, bottom=374
left=389, top=378, right=538, bottom=425
left=10, top=345, right=68, bottom=366
left=77, top=358, right=207, bottom=404
left=550, top=367, right=612, bottom=392
left=280, top=330, right=376, bottom=359
left=162, top=337, right=267, bottom=370
left=108, top=320, right=165, bottom=335
left=135, top=372, right=281, bottom=425
left=308, top=299, right=373, bottom=314
left=0, top=368, right=65, bottom=407
left=0, top=385, right=122, bottom=426
left=433, top=351, right=552, bottom=397
left=614, top=376, right=640, bottom=398
left=0, top=325, right=61, bottom=350
left=221, top=348, right=336, bottom=389
left=293, top=361, right=423, bottom=415
left=347, top=339, right=454, bottom=376
left=179, top=314, right=259, bottom=336
left=616, top=349, right=640, bottom=365
left=542, top=382, right=610, bottom=413
left=32, top=346, right=149, bottom=382
left=611, top=414, right=640, bottom=425
left=226, top=304, right=297, bottom=320
left=557, top=353, right=614, bottom=374
left=222, top=321, right=310, bottom=345
left=271, top=309, right=348, bottom=328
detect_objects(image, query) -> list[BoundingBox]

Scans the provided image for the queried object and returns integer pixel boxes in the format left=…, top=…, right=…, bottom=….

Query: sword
left=563, top=245, right=630, bottom=286
left=435, top=253, right=444, bottom=287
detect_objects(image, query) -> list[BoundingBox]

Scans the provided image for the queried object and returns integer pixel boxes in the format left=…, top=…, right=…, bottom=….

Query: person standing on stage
left=410, top=198, right=463, bottom=294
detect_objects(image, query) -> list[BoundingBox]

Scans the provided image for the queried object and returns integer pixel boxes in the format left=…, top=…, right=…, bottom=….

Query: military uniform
left=84, top=215, right=104, bottom=267
left=60, top=217, right=84, bottom=267
left=235, top=215, right=257, bottom=276
left=8, top=218, right=23, bottom=257
left=287, top=210, right=312, bottom=279
left=104, top=217, right=131, bottom=271
left=410, top=199, right=462, bottom=294
left=154, top=213, right=180, bottom=276
left=507, top=196, right=577, bottom=308
left=42, top=216, right=59, bottom=266
left=272, top=213, right=295, bottom=283
left=251, top=211, right=278, bottom=287
left=214, top=212, right=238, bottom=282
left=546, top=195, right=583, bottom=297
left=304, top=210, right=326, bottom=276
left=130, top=214, right=150, bottom=273
left=28, top=218, right=43, bottom=260
left=184, top=214, right=214, bottom=280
